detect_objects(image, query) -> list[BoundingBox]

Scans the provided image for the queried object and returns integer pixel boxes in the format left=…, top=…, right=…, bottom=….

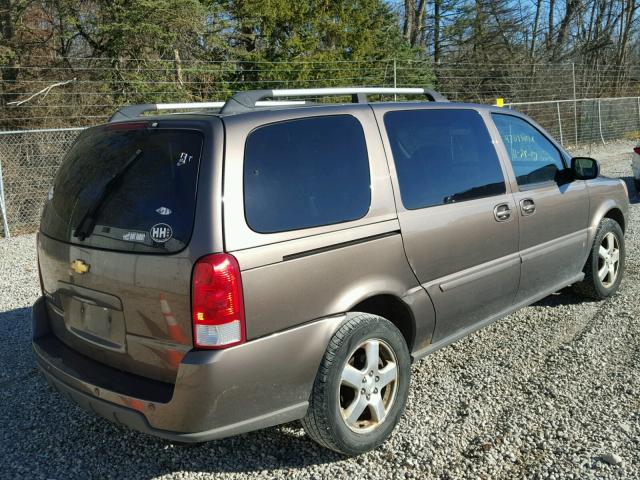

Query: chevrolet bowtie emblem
left=70, top=259, right=90, bottom=274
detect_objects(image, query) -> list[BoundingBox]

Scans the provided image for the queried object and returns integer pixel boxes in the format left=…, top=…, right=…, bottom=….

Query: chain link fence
left=504, top=96, right=640, bottom=146
left=1, top=95, right=639, bottom=238
left=0, top=128, right=84, bottom=237
left=2, top=60, right=639, bottom=130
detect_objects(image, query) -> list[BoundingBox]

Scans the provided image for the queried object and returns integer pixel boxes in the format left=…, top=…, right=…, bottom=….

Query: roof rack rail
left=108, top=87, right=448, bottom=121
left=109, top=102, right=221, bottom=122
left=220, top=87, right=448, bottom=114
left=108, top=100, right=307, bottom=122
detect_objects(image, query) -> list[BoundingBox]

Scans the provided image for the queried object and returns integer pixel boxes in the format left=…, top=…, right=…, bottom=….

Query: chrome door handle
left=520, top=198, right=536, bottom=216
left=493, top=203, right=512, bottom=222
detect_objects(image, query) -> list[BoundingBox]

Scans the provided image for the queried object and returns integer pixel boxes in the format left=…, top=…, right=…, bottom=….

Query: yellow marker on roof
left=496, top=98, right=504, bottom=107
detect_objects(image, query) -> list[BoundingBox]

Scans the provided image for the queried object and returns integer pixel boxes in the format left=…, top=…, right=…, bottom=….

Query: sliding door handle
left=520, top=198, right=536, bottom=216
left=493, top=203, right=512, bottom=222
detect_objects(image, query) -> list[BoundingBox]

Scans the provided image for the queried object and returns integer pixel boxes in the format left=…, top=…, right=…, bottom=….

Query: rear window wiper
left=74, top=149, right=143, bottom=240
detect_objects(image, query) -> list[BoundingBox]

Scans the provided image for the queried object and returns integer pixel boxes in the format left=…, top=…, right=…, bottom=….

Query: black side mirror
left=571, top=157, right=599, bottom=180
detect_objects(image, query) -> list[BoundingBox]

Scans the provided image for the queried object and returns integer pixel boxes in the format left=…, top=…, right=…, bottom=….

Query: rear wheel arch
left=351, top=294, right=416, bottom=352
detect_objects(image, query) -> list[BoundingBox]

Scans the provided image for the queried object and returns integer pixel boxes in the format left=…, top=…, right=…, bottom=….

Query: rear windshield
left=40, top=124, right=203, bottom=253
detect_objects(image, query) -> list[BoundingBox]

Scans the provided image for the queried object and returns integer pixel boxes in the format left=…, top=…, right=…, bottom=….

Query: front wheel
left=573, top=218, right=625, bottom=299
left=301, top=313, right=410, bottom=455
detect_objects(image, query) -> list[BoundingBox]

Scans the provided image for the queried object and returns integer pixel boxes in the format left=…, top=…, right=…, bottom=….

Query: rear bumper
left=32, top=296, right=341, bottom=442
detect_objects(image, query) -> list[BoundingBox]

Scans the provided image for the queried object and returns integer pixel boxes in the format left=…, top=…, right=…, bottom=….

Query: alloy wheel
left=598, top=232, right=621, bottom=288
left=338, top=339, right=399, bottom=433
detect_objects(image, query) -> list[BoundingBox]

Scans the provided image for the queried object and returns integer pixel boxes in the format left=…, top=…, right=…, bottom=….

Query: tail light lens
left=634, top=147, right=640, bottom=155
left=191, top=254, right=245, bottom=349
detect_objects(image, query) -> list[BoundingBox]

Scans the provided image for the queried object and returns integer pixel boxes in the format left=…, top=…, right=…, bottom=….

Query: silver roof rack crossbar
left=109, top=100, right=307, bottom=122
left=220, top=87, right=448, bottom=114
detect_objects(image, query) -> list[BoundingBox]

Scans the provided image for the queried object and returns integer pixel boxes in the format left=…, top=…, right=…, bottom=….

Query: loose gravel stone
left=599, top=453, right=623, bottom=466
left=1, top=141, right=639, bottom=479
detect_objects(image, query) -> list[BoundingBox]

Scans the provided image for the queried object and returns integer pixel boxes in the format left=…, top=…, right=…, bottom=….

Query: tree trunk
left=551, top=0, right=578, bottom=61
left=614, top=0, right=637, bottom=93
left=403, top=0, right=415, bottom=42
left=473, top=0, right=483, bottom=56
left=529, top=0, right=542, bottom=59
left=616, top=0, right=636, bottom=65
left=0, top=0, right=18, bottom=109
left=411, top=0, right=426, bottom=47
left=403, top=0, right=426, bottom=47
left=433, top=0, right=441, bottom=63
left=546, top=0, right=555, bottom=51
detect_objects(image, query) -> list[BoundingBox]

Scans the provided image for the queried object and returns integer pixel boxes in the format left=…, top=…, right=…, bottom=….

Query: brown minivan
left=33, top=88, right=629, bottom=455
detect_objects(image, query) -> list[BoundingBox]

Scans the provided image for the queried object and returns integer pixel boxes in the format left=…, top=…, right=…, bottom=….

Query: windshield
left=40, top=124, right=203, bottom=253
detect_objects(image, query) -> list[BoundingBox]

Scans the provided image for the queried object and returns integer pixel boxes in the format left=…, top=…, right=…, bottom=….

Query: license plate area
left=60, top=287, right=126, bottom=353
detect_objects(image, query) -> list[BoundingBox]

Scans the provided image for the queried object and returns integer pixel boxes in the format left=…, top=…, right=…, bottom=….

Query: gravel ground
left=1, top=142, right=639, bottom=480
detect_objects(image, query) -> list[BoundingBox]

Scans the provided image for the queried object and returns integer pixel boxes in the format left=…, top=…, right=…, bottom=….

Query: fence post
left=572, top=63, right=578, bottom=145
left=597, top=99, right=605, bottom=145
left=0, top=155, right=10, bottom=238
left=393, top=59, right=397, bottom=101
left=556, top=101, right=564, bottom=146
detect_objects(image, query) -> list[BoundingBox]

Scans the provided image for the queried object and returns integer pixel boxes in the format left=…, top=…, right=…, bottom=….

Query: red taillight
left=634, top=147, right=640, bottom=155
left=191, top=254, right=245, bottom=349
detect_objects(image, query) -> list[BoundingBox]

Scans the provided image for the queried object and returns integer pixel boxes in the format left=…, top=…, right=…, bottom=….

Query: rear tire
left=301, top=313, right=410, bottom=455
left=572, top=218, right=625, bottom=300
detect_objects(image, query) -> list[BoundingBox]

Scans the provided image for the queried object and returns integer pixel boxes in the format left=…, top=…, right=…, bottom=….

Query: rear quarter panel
left=221, top=105, right=436, bottom=350
left=237, top=227, right=434, bottom=350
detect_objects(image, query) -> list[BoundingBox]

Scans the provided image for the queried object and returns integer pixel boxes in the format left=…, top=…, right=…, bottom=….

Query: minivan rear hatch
left=38, top=121, right=205, bottom=383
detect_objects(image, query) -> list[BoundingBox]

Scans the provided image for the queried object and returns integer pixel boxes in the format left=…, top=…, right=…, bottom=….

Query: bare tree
left=529, top=0, right=543, bottom=59
left=547, top=0, right=555, bottom=51
left=551, top=0, right=579, bottom=61
left=616, top=0, right=638, bottom=65
left=403, top=0, right=427, bottom=47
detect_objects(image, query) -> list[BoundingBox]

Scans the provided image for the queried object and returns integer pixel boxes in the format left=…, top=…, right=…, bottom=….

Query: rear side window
left=492, top=113, right=565, bottom=187
left=40, top=125, right=203, bottom=253
left=384, top=109, right=506, bottom=210
left=244, top=115, right=371, bottom=233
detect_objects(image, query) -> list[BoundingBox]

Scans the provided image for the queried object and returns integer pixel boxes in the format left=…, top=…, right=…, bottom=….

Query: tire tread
left=301, top=313, right=407, bottom=454
left=301, top=313, right=372, bottom=452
